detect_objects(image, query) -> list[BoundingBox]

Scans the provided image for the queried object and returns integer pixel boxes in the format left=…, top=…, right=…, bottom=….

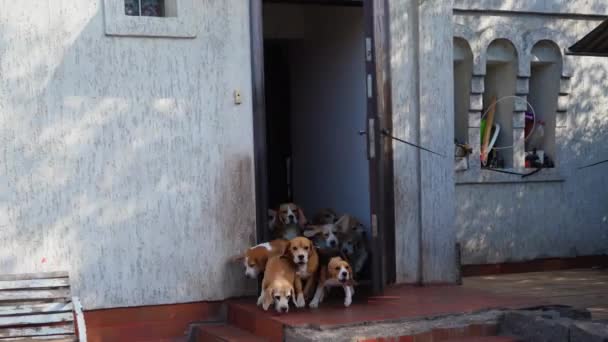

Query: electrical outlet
left=234, top=90, right=242, bottom=105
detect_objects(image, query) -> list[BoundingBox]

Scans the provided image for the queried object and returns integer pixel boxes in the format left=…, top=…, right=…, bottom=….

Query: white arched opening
left=454, top=38, right=473, bottom=145
left=483, top=39, right=518, bottom=169
left=526, top=40, right=562, bottom=168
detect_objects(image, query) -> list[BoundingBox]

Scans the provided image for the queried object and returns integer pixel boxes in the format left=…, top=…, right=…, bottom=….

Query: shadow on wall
left=456, top=54, right=608, bottom=264
left=0, top=2, right=257, bottom=309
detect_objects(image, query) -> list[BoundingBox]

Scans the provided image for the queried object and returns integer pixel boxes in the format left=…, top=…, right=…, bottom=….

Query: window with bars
left=125, top=0, right=165, bottom=17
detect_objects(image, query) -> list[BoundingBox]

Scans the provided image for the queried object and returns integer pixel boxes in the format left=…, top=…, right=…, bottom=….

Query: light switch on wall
left=234, top=90, right=242, bottom=105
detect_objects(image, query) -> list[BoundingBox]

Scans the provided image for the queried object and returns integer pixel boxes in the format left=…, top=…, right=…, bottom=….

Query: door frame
left=248, top=0, right=395, bottom=292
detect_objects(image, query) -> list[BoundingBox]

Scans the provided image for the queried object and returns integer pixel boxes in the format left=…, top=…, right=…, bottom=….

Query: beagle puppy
left=309, top=255, right=355, bottom=308
left=335, top=214, right=366, bottom=239
left=312, top=208, right=338, bottom=225
left=284, top=236, right=319, bottom=305
left=303, top=224, right=340, bottom=249
left=274, top=203, right=307, bottom=240
left=268, top=209, right=278, bottom=233
left=278, top=203, right=307, bottom=226
left=257, top=255, right=304, bottom=313
left=340, top=232, right=369, bottom=276
left=231, top=239, right=289, bottom=279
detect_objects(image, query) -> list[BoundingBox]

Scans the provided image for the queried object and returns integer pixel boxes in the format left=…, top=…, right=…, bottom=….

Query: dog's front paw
left=296, top=294, right=306, bottom=308
left=344, top=296, right=352, bottom=307
left=256, top=295, right=263, bottom=306
left=309, top=299, right=319, bottom=309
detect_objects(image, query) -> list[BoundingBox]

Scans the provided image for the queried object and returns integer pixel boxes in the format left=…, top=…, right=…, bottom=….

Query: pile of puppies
left=231, top=203, right=369, bottom=313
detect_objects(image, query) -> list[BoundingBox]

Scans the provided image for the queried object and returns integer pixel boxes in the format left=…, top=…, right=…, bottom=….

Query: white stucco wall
left=0, top=1, right=256, bottom=310
left=453, top=3, right=608, bottom=265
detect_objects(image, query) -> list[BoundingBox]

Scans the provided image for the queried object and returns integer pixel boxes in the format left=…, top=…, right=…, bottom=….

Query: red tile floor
left=226, top=284, right=546, bottom=341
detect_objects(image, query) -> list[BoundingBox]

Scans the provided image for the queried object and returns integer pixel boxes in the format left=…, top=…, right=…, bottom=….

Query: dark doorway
left=264, top=41, right=293, bottom=206
left=250, top=0, right=394, bottom=293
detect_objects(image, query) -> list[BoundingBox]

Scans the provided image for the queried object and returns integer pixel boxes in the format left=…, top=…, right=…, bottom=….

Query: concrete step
left=189, top=323, right=268, bottom=342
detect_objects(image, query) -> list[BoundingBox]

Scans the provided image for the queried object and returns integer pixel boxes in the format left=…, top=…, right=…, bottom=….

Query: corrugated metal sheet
left=568, top=19, right=608, bottom=56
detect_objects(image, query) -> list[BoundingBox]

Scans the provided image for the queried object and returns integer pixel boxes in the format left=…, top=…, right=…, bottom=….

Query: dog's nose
left=330, top=240, right=337, bottom=247
left=298, top=255, right=305, bottom=260
left=342, top=248, right=348, bottom=254
left=280, top=307, right=288, bottom=313
left=288, top=214, right=295, bottom=220
left=340, top=271, right=347, bottom=278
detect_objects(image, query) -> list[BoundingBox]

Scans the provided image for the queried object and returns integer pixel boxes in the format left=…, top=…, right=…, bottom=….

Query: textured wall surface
left=0, top=1, right=257, bottom=310
left=454, top=6, right=608, bottom=265
left=390, top=0, right=457, bottom=283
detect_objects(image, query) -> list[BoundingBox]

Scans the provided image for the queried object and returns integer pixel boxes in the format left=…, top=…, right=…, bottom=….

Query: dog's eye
left=304, top=246, right=309, bottom=251
left=292, top=247, right=297, bottom=251
left=274, top=296, right=280, bottom=301
left=335, top=266, right=341, bottom=271
left=324, top=233, right=329, bottom=238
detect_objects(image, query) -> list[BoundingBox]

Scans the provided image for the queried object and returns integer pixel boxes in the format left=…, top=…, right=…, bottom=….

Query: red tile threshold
left=230, top=284, right=544, bottom=328
left=227, top=284, right=544, bottom=342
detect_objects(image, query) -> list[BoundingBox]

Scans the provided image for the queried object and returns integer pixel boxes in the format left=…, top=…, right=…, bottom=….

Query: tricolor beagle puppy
left=335, top=214, right=366, bottom=239
left=268, top=209, right=278, bottom=233
left=303, top=224, right=340, bottom=249
left=257, top=255, right=304, bottom=313
left=309, top=253, right=355, bottom=308
left=340, top=233, right=368, bottom=276
left=231, top=239, right=289, bottom=279
left=274, top=203, right=307, bottom=240
left=284, top=236, right=319, bottom=305
left=312, top=208, right=338, bottom=225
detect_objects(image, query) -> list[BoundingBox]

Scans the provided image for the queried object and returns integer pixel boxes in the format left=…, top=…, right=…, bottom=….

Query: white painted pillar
left=391, top=0, right=458, bottom=284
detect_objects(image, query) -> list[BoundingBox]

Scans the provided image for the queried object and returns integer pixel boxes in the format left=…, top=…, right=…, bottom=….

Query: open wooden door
left=363, top=0, right=395, bottom=294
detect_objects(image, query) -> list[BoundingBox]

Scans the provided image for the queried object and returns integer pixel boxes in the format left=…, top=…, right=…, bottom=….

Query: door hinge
left=371, top=214, right=378, bottom=238
left=365, top=37, right=373, bottom=61
left=368, top=118, right=375, bottom=159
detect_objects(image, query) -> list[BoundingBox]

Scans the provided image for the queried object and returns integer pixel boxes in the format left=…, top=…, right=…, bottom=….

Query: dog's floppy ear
left=282, top=241, right=291, bottom=256
left=297, top=207, right=308, bottom=226
left=303, top=226, right=321, bottom=238
left=230, top=254, right=245, bottom=263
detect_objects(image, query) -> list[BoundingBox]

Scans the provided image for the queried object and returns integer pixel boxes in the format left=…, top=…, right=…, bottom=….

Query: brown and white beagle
left=312, top=208, right=338, bottom=224
left=257, top=255, right=304, bottom=313
left=274, top=203, right=307, bottom=240
left=284, top=236, right=319, bottom=306
left=278, top=203, right=307, bottom=226
left=231, top=239, right=289, bottom=279
left=303, top=223, right=340, bottom=249
left=335, top=214, right=366, bottom=239
left=268, top=209, right=278, bottom=232
left=309, top=254, right=355, bottom=308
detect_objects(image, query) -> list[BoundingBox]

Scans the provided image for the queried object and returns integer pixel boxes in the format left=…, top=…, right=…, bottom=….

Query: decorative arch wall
left=451, top=24, right=571, bottom=180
